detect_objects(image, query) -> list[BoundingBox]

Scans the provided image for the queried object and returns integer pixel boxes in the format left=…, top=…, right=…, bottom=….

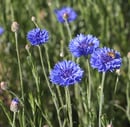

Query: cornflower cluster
left=27, top=6, right=122, bottom=87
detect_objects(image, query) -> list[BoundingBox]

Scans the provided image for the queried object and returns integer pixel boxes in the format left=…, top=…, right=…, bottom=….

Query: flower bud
left=47, top=0, right=52, bottom=6
left=11, top=21, right=19, bottom=32
left=25, top=44, right=30, bottom=51
left=31, top=16, right=36, bottom=22
left=10, top=98, right=19, bottom=112
left=60, top=52, right=64, bottom=57
left=107, top=124, right=113, bottom=127
left=116, top=69, right=120, bottom=76
left=0, top=81, right=8, bottom=90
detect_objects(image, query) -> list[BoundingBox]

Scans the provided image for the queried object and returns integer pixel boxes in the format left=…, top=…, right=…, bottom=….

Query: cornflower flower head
left=0, top=27, right=4, bottom=35
left=54, top=6, right=77, bottom=23
left=49, top=60, right=84, bottom=86
left=90, top=47, right=122, bottom=72
left=27, top=28, right=49, bottom=46
left=10, top=98, right=19, bottom=112
left=69, top=34, right=100, bottom=57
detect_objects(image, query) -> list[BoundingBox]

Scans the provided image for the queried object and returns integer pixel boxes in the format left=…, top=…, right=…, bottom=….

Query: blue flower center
left=101, top=51, right=115, bottom=63
left=63, top=13, right=69, bottom=20
left=79, top=41, right=94, bottom=49
left=107, top=52, right=115, bottom=58
left=35, top=31, right=42, bottom=41
left=61, top=69, right=73, bottom=79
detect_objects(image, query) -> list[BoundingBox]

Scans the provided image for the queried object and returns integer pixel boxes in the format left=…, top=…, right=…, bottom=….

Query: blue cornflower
left=0, top=27, right=4, bottom=35
left=54, top=6, right=77, bottom=23
left=90, top=47, right=122, bottom=72
left=69, top=34, right=100, bottom=57
left=27, top=28, right=49, bottom=46
left=49, top=60, right=84, bottom=86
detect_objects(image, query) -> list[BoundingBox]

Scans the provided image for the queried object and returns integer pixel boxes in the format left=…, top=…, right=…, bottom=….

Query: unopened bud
left=116, top=69, right=120, bottom=76
left=60, top=52, right=64, bottom=57
left=11, top=21, right=19, bottom=32
left=31, top=16, right=36, bottom=22
left=107, top=124, right=113, bottom=127
left=10, top=98, right=19, bottom=112
left=47, top=0, right=52, bottom=6
left=98, top=85, right=101, bottom=90
left=0, top=81, right=8, bottom=90
left=25, top=44, right=30, bottom=51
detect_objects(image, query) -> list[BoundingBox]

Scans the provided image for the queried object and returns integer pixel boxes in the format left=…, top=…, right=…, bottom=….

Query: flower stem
left=126, top=83, right=130, bottom=122
left=37, top=46, right=51, bottom=92
left=44, top=45, right=51, bottom=72
left=64, top=19, right=74, bottom=61
left=87, top=59, right=92, bottom=127
left=128, top=58, right=130, bottom=80
left=32, top=20, right=39, bottom=28
left=114, top=76, right=119, bottom=94
left=87, top=59, right=91, bottom=109
left=64, top=19, right=72, bottom=41
left=12, top=112, right=16, bottom=127
left=38, top=45, right=62, bottom=127
left=65, top=87, right=73, bottom=127
left=99, top=72, right=106, bottom=127
left=26, top=47, right=40, bottom=93
left=15, top=32, right=25, bottom=126
left=15, top=32, right=24, bottom=101
left=56, top=86, right=64, bottom=107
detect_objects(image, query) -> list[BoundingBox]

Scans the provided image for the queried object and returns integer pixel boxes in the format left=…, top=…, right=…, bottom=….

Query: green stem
left=15, top=32, right=24, bottom=100
left=64, top=19, right=72, bottom=40
left=15, top=32, right=25, bottom=126
left=45, top=44, right=66, bottom=125
left=56, top=86, right=64, bottom=107
left=126, top=83, right=130, bottom=121
left=87, top=59, right=92, bottom=127
left=113, top=104, right=126, bottom=113
left=53, top=92, right=63, bottom=127
left=32, top=20, right=39, bottom=28
left=38, top=45, right=62, bottom=127
left=45, top=44, right=65, bottom=124
left=87, top=59, right=91, bottom=110
left=0, top=103, right=12, bottom=126
left=36, top=102, right=53, bottom=127
left=114, top=76, right=119, bottom=94
left=45, top=45, right=51, bottom=72
left=128, top=59, right=130, bottom=80
left=12, top=112, right=16, bottom=127
left=64, top=19, right=74, bottom=61
left=65, top=87, right=73, bottom=127
left=99, top=72, right=106, bottom=127
left=26, top=48, right=40, bottom=93
left=37, top=46, right=51, bottom=91
left=74, top=58, right=84, bottom=125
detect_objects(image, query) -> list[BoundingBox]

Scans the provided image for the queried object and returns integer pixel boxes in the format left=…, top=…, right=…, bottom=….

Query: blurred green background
left=0, top=0, right=130, bottom=127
